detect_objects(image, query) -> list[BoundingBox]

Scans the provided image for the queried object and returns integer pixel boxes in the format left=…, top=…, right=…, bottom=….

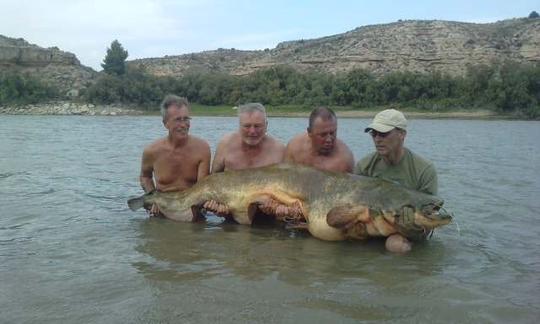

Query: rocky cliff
left=0, top=35, right=96, bottom=97
left=130, top=18, right=540, bottom=77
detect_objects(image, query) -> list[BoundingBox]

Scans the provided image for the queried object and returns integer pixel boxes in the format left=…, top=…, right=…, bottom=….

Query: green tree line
left=2, top=60, right=539, bottom=118
left=83, top=62, right=540, bottom=118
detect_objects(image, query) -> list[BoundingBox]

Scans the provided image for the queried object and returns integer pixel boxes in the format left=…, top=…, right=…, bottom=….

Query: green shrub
left=0, top=72, right=59, bottom=105
left=81, top=60, right=539, bottom=118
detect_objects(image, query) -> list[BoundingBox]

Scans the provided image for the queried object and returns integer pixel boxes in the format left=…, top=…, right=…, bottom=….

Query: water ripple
left=1, top=116, right=540, bottom=323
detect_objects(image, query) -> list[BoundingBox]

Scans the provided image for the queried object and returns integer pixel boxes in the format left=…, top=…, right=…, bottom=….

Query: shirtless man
left=211, top=102, right=285, bottom=172
left=285, top=107, right=354, bottom=173
left=204, top=103, right=285, bottom=215
left=140, top=95, right=211, bottom=216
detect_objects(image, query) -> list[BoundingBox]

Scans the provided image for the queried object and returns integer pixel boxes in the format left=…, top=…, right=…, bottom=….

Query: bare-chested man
left=140, top=95, right=211, bottom=216
left=204, top=102, right=285, bottom=215
left=285, top=107, right=354, bottom=173
left=211, top=102, right=285, bottom=172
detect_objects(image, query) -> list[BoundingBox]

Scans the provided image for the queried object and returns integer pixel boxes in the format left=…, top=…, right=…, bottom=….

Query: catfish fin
left=326, top=205, right=369, bottom=229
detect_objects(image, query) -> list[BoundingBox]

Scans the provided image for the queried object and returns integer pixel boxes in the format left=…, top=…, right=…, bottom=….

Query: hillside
left=1, top=17, right=539, bottom=98
left=130, top=18, right=540, bottom=77
left=0, top=35, right=96, bottom=97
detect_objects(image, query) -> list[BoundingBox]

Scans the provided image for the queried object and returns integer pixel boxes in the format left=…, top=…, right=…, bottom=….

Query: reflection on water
left=1, top=116, right=539, bottom=323
left=133, top=217, right=457, bottom=322
left=135, top=218, right=449, bottom=286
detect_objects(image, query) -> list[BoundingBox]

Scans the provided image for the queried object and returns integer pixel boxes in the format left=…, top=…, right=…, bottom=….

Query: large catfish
left=128, top=163, right=451, bottom=243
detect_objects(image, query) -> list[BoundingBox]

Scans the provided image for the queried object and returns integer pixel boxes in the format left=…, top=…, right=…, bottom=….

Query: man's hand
left=258, top=200, right=303, bottom=220
left=203, top=200, right=230, bottom=216
left=146, top=203, right=161, bottom=217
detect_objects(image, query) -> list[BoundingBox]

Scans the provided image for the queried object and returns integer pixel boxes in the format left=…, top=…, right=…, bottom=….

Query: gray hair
left=237, top=102, right=266, bottom=118
left=160, top=95, right=190, bottom=122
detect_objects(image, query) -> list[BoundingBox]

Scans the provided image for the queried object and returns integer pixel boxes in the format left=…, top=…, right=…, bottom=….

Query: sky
left=2, top=0, right=538, bottom=70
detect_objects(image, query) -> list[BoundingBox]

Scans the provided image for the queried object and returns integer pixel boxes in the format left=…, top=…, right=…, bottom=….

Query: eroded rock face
left=130, top=18, right=540, bottom=77
left=0, top=35, right=97, bottom=96
left=0, top=35, right=79, bottom=66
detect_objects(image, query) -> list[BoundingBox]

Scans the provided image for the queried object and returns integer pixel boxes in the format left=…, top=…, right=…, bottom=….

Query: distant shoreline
left=0, top=101, right=529, bottom=120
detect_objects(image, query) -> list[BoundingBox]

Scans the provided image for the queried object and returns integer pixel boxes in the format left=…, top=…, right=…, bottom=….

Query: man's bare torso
left=213, top=133, right=285, bottom=172
left=144, top=136, right=209, bottom=191
left=286, top=134, right=354, bottom=173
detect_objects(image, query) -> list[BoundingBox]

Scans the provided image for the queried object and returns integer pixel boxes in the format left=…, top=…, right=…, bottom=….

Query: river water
left=1, top=115, right=539, bottom=323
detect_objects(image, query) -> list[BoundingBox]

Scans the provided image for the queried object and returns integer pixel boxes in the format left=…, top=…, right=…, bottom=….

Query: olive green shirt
left=355, top=148, right=438, bottom=195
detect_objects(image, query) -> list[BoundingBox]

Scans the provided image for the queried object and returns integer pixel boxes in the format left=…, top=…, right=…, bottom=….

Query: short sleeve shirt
left=354, top=148, right=438, bottom=195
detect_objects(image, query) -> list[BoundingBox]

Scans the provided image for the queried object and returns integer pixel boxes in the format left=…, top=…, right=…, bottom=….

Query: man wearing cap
left=355, top=109, right=438, bottom=253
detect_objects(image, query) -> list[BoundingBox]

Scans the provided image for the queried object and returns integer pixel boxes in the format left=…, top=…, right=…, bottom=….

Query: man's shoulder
left=336, top=138, right=354, bottom=156
left=188, top=135, right=210, bottom=148
left=355, top=151, right=379, bottom=174
left=219, top=132, right=239, bottom=144
left=288, top=133, right=308, bottom=144
left=405, top=148, right=435, bottom=169
left=358, top=151, right=379, bottom=164
left=143, top=137, right=167, bottom=154
left=404, top=148, right=438, bottom=194
left=265, top=135, right=286, bottom=149
left=286, top=133, right=308, bottom=150
left=215, top=132, right=240, bottom=151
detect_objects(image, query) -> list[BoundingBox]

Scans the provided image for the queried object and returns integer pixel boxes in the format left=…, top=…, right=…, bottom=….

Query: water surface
left=1, top=115, right=539, bottom=323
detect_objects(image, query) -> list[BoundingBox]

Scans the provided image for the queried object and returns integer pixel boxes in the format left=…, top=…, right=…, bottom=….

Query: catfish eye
left=421, top=204, right=441, bottom=218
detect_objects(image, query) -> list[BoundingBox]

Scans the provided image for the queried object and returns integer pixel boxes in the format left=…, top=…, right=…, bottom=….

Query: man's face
left=308, top=117, right=337, bottom=155
left=370, top=128, right=405, bottom=157
left=239, top=111, right=267, bottom=146
left=164, top=105, right=191, bottom=139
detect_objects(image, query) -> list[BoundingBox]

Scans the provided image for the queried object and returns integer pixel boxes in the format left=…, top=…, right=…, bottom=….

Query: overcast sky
left=2, top=0, right=538, bottom=70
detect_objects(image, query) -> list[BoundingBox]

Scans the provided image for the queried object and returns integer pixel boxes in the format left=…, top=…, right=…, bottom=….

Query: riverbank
left=0, top=101, right=144, bottom=116
left=0, top=101, right=516, bottom=119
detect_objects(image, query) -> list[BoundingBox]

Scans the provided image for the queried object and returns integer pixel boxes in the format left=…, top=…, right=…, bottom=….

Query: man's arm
left=284, top=141, right=297, bottom=163
left=211, top=136, right=228, bottom=173
left=284, top=134, right=303, bottom=163
left=139, top=147, right=156, bottom=193
left=354, top=157, right=368, bottom=176
left=418, top=164, right=438, bottom=196
left=197, top=142, right=211, bottom=180
left=342, top=142, right=355, bottom=173
left=139, top=147, right=160, bottom=216
left=354, top=153, right=375, bottom=176
left=273, top=140, right=287, bottom=163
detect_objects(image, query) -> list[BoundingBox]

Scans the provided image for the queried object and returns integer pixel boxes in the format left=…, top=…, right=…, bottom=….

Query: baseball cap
left=364, top=109, right=407, bottom=133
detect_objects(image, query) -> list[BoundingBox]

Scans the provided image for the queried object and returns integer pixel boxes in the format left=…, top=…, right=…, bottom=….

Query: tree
left=101, top=40, right=128, bottom=75
left=529, top=11, right=539, bottom=18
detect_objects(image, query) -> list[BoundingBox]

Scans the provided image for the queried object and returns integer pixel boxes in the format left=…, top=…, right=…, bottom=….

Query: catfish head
left=415, top=196, right=452, bottom=227
left=391, top=196, right=452, bottom=240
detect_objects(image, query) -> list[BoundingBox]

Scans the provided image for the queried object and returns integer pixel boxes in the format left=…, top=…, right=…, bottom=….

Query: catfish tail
left=127, top=195, right=146, bottom=211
